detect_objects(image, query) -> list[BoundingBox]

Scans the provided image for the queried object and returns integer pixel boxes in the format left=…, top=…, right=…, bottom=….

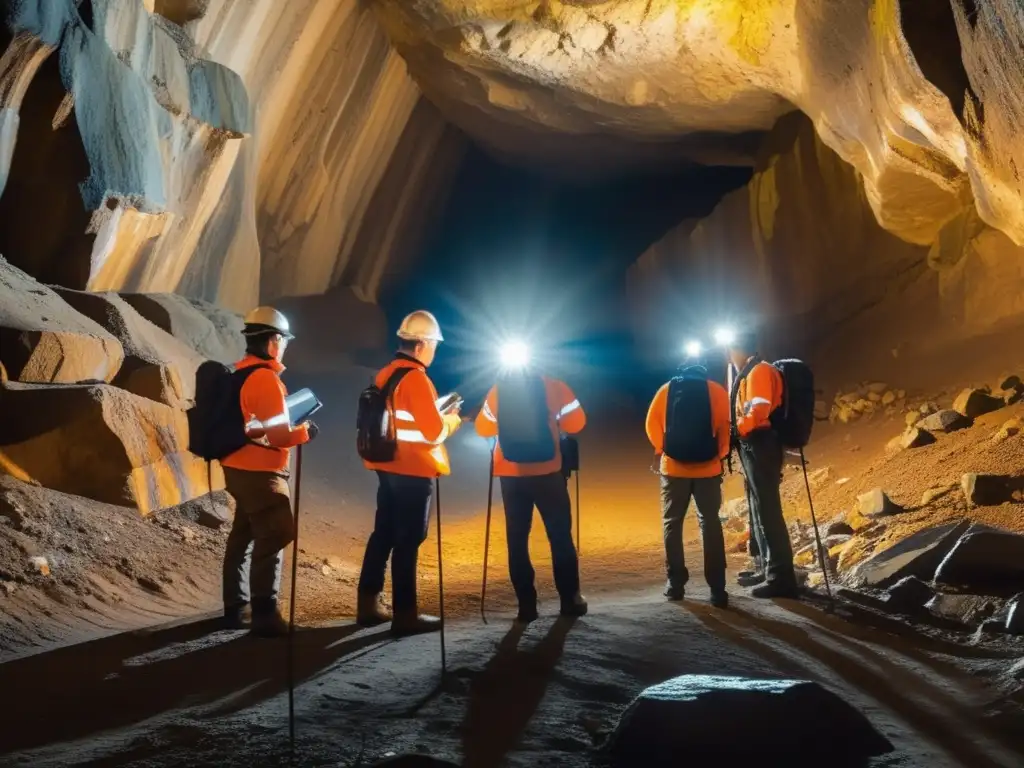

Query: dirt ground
left=1, top=336, right=1023, bottom=766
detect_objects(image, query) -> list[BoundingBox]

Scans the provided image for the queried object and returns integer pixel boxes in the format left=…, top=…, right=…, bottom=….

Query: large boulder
left=917, top=409, right=970, bottom=433
left=953, top=388, right=1005, bottom=420
left=0, top=379, right=222, bottom=514
left=55, top=289, right=204, bottom=408
left=961, top=473, right=1024, bottom=507
left=884, top=576, right=935, bottom=615
left=0, top=257, right=124, bottom=384
left=857, top=488, right=903, bottom=518
left=934, top=524, right=1024, bottom=590
left=848, top=520, right=970, bottom=589
left=606, top=675, right=892, bottom=766
left=119, top=293, right=244, bottom=364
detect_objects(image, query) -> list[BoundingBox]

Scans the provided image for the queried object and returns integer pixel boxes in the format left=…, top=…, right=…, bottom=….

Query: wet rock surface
left=849, top=520, right=970, bottom=589
left=934, top=524, right=1024, bottom=590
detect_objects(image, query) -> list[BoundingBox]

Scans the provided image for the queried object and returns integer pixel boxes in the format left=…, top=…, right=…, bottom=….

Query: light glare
left=684, top=340, right=702, bottom=358
left=500, top=339, right=531, bottom=369
left=714, top=327, right=737, bottom=347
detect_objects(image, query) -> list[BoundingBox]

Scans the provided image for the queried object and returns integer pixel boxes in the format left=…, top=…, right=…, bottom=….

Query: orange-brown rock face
left=0, top=1, right=463, bottom=309
left=372, top=0, right=1024, bottom=247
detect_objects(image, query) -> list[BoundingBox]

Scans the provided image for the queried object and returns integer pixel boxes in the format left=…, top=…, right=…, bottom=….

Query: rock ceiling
left=372, top=0, right=1024, bottom=247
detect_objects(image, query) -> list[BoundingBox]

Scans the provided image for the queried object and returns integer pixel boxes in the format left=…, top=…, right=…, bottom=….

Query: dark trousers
left=500, top=472, right=580, bottom=607
left=222, top=468, right=294, bottom=612
left=358, top=471, right=433, bottom=612
left=661, top=475, right=727, bottom=592
left=739, top=430, right=795, bottom=585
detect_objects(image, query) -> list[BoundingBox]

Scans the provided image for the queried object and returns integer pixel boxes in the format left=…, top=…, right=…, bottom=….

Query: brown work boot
left=390, top=609, right=442, bottom=637
left=356, top=592, right=392, bottom=628
left=250, top=600, right=290, bottom=638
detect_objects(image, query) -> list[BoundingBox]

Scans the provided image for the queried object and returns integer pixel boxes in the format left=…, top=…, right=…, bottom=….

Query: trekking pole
left=435, top=477, right=447, bottom=675
left=481, top=442, right=495, bottom=624
left=800, top=447, right=835, bottom=607
left=574, top=465, right=581, bottom=556
left=288, top=443, right=303, bottom=755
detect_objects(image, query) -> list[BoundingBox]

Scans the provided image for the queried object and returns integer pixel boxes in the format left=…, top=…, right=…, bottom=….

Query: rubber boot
left=356, top=592, right=392, bottom=628
left=250, top=599, right=289, bottom=638
left=710, top=589, right=729, bottom=609
left=391, top=608, right=442, bottom=637
left=560, top=592, right=588, bottom=617
left=663, top=581, right=685, bottom=601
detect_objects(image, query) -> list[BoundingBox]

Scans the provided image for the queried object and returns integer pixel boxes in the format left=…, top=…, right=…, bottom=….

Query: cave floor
left=1, top=566, right=1022, bottom=767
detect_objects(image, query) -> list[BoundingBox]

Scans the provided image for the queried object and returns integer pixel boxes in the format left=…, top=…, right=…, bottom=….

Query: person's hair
left=397, top=338, right=420, bottom=354
left=245, top=331, right=276, bottom=359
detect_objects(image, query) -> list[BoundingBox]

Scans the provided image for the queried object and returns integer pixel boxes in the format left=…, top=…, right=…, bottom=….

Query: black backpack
left=356, top=368, right=413, bottom=462
left=663, top=367, right=719, bottom=463
left=497, top=373, right=556, bottom=464
left=187, top=361, right=271, bottom=461
left=770, top=358, right=816, bottom=448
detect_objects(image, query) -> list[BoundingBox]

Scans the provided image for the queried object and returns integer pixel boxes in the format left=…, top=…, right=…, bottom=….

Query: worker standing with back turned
left=727, top=331, right=798, bottom=598
left=475, top=354, right=588, bottom=623
left=645, top=349, right=731, bottom=608
left=221, top=307, right=318, bottom=637
left=356, top=310, right=462, bottom=635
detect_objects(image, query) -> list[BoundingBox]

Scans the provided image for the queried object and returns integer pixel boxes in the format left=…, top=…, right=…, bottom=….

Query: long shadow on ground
left=0, top=615, right=389, bottom=755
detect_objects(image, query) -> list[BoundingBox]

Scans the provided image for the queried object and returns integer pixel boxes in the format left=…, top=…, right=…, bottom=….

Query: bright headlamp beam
left=499, top=339, right=531, bottom=369
left=684, top=340, right=702, bottom=358
left=713, top=327, right=737, bottom=347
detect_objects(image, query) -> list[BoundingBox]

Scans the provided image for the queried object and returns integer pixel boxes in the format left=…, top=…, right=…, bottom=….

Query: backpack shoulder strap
left=381, top=366, right=414, bottom=400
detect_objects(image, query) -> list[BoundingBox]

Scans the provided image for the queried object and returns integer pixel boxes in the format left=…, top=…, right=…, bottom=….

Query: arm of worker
left=243, top=369, right=310, bottom=448
left=645, top=384, right=668, bottom=454
left=474, top=387, right=499, bottom=438
left=406, top=370, right=460, bottom=443
left=736, top=363, right=778, bottom=438
left=554, top=380, right=586, bottom=434
left=710, top=382, right=732, bottom=459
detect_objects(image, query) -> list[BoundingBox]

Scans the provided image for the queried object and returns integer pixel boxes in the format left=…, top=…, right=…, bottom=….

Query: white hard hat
left=242, top=306, right=293, bottom=338
left=397, top=310, right=443, bottom=342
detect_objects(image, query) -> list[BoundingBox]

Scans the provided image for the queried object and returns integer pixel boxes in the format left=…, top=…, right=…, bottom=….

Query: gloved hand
left=444, top=412, right=462, bottom=435
left=304, top=420, right=319, bottom=441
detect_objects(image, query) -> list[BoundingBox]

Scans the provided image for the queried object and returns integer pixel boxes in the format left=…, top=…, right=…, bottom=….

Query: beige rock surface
left=0, top=256, right=124, bottom=384
left=0, top=377, right=221, bottom=515
left=54, top=288, right=204, bottom=408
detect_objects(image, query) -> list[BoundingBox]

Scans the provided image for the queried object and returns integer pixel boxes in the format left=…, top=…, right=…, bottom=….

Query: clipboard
left=286, top=388, right=323, bottom=425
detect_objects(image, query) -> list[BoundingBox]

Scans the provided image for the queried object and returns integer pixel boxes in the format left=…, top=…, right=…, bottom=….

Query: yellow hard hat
left=242, top=306, right=293, bottom=338
left=397, top=310, right=443, bottom=342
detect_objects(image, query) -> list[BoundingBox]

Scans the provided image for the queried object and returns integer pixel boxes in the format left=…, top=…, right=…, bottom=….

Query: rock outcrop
left=0, top=259, right=229, bottom=513
left=0, top=1, right=464, bottom=309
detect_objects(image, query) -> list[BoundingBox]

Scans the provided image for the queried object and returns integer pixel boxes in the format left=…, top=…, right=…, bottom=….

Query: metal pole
left=288, top=443, right=303, bottom=754
left=800, top=447, right=834, bottom=605
left=435, top=477, right=447, bottom=674
left=481, top=443, right=495, bottom=624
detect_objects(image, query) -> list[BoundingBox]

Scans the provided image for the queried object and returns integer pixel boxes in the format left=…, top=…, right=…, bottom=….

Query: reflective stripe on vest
left=558, top=399, right=581, bottom=419
left=394, top=409, right=442, bottom=445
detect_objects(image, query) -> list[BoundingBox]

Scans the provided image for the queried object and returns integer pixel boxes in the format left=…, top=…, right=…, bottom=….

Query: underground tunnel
left=1, top=1, right=1023, bottom=766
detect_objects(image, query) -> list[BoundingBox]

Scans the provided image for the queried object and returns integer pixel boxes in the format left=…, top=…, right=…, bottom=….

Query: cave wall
left=0, top=0, right=463, bottom=311
left=627, top=110, right=1024, bottom=384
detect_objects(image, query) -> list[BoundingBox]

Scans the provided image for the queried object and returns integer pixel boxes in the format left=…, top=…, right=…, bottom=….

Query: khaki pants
left=222, top=467, right=294, bottom=609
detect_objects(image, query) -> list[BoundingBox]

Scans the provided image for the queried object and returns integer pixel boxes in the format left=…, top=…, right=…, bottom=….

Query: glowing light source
left=713, top=327, right=737, bottom=347
left=684, top=340, right=702, bottom=358
left=500, top=339, right=531, bottom=370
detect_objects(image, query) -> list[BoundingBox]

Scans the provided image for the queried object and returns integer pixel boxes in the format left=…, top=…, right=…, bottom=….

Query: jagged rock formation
left=0, top=1, right=464, bottom=309
left=372, top=1, right=1024, bottom=250
left=0, top=256, right=240, bottom=513
left=627, top=111, right=1024, bottom=372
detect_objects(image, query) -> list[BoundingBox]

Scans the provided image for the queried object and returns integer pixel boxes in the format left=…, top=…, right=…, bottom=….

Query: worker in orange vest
left=357, top=310, right=463, bottom=635
left=475, top=357, right=588, bottom=623
left=222, top=307, right=318, bottom=637
left=646, top=351, right=731, bottom=608
left=727, top=331, right=797, bottom=598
